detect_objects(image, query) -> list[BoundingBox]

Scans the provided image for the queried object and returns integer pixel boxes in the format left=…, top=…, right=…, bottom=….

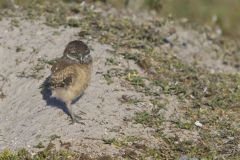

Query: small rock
left=194, top=121, right=203, bottom=127
left=190, top=158, right=199, bottom=160
left=179, top=155, right=188, bottom=160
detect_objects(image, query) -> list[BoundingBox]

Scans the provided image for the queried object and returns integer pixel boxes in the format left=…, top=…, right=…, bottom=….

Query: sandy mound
left=0, top=18, right=148, bottom=155
left=0, top=4, right=239, bottom=158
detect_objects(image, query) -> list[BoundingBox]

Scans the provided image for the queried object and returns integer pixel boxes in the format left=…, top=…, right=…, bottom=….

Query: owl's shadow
left=40, top=76, right=82, bottom=116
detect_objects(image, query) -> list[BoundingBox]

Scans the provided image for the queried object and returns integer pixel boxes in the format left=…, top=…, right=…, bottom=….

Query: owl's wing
left=50, top=75, right=73, bottom=89
left=50, top=65, right=76, bottom=89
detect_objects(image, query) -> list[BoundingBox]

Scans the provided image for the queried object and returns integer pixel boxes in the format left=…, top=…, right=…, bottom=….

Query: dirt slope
left=0, top=2, right=239, bottom=159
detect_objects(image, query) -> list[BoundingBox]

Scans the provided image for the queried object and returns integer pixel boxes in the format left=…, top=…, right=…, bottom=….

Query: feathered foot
left=66, top=102, right=85, bottom=125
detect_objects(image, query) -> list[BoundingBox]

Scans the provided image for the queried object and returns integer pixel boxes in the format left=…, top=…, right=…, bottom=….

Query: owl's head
left=63, top=40, right=92, bottom=64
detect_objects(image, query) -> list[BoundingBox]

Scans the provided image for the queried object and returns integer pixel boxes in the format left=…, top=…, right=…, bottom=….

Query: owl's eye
left=70, top=52, right=77, bottom=56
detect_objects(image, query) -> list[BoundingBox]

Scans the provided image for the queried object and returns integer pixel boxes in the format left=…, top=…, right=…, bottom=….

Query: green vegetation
left=0, top=147, right=75, bottom=160
left=103, top=72, right=114, bottom=85
left=0, top=144, right=113, bottom=160
left=105, top=58, right=118, bottom=66
left=2, top=0, right=240, bottom=36
left=104, top=0, right=240, bottom=37
left=119, top=95, right=142, bottom=105
left=134, top=111, right=164, bottom=127
left=34, top=142, right=45, bottom=149
left=125, top=70, right=145, bottom=87
left=159, top=0, right=240, bottom=37
left=10, top=18, right=20, bottom=27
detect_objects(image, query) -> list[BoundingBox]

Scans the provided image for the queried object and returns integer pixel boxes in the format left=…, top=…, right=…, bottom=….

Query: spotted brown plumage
left=50, top=40, right=92, bottom=124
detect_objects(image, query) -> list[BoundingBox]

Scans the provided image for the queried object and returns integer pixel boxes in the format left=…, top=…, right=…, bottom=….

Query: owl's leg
left=66, top=102, right=84, bottom=125
left=66, top=101, right=75, bottom=124
left=73, top=114, right=85, bottom=125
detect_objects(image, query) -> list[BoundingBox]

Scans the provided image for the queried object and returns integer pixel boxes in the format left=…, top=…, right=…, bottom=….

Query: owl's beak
left=82, top=54, right=92, bottom=64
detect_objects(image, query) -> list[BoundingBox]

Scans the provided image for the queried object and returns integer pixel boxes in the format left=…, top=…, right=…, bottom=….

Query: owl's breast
left=70, top=64, right=92, bottom=95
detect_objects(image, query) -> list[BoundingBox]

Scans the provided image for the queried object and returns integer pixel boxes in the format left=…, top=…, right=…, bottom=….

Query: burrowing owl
left=50, top=40, right=92, bottom=124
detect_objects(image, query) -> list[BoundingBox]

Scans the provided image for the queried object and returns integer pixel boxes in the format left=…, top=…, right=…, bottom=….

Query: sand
left=0, top=12, right=238, bottom=157
left=0, top=17, right=152, bottom=156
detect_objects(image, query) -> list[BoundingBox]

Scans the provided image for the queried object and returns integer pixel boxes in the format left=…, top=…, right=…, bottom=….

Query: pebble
left=194, top=121, right=203, bottom=127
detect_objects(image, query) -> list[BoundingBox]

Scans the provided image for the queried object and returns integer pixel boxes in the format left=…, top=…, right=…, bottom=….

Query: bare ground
left=0, top=2, right=239, bottom=159
left=0, top=17, right=155, bottom=157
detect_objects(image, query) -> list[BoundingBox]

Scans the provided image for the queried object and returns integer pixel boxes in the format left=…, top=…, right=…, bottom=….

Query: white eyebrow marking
left=66, top=54, right=79, bottom=62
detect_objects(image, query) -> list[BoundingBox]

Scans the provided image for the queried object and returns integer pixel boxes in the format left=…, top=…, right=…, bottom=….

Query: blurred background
left=106, top=0, right=240, bottom=38
left=1, top=0, right=240, bottom=38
